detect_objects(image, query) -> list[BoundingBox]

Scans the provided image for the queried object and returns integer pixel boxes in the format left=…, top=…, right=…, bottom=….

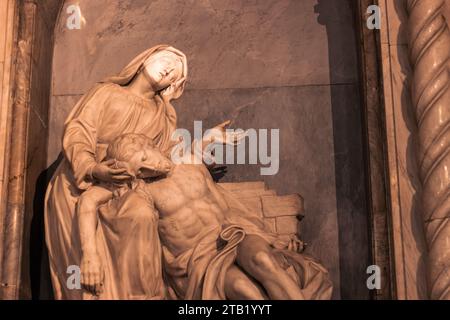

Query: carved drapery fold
left=407, top=0, right=450, bottom=300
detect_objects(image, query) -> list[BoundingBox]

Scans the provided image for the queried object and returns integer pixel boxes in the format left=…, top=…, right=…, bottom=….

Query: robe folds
left=45, top=82, right=176, bottom=300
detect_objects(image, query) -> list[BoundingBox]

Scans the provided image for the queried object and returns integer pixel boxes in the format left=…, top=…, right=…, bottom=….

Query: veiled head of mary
left=142, top=50, right=184, bottom=92
left=104, top=45, right=188, bottom=101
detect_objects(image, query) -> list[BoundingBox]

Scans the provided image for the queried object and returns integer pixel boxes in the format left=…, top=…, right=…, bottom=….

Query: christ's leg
left=236, top=235, right=305, bottom=300
left=224, top=265, right=267, bottom=300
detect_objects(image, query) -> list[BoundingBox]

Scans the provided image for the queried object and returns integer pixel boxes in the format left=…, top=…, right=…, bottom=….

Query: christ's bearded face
left=126, top=146, right=173, bottom=179
left=107, top=134, right=173, bottom=179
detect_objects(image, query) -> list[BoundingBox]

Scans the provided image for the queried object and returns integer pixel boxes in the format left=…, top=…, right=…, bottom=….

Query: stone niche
left=8, top=0, right=450, bottom=301
left=43, top=0, right=370, bottom=300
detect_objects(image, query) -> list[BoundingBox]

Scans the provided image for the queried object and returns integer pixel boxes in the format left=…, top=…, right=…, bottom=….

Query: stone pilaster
left=0, top=0, right=19, bottom=299
left=0, top=0, right=36, bottom=300
left=0, top=0, right=63, bottom=299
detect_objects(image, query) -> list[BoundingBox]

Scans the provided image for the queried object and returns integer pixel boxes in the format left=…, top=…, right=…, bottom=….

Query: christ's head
left=106, top=133, right=173, bottom=179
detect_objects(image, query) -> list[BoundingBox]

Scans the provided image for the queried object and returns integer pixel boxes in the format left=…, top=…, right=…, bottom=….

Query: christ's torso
left=145, top=164, right=226, bottom=256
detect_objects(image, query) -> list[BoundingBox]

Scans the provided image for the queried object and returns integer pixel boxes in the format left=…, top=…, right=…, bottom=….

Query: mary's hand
left=203, top=120, right=248, bottom=148
left=196, top=120, right=247, bottom=168
left=81, top=253, right=104, bottom=296
left=92, top=159, right=131, bottom=183
left=161, top=78, right=185, bottom=103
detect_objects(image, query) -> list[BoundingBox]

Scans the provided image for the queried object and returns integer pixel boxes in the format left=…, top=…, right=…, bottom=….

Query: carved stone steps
left=261, top=194, right=304, bottom=219
left=218, top=181, right=304, bottom=236
left=219, top=181, right=267, bottom=191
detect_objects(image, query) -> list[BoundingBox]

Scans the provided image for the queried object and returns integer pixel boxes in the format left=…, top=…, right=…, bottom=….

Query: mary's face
left=143, top=51, right=183, bottom=91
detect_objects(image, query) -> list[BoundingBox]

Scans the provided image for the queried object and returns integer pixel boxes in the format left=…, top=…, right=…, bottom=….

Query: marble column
left=0, top=0, right=18, bottom=299
left=0, top=0, right=35, bottom=300
left=0, top=0, right=62, bottom=299
left=407, top=0, right=450, bottom=300
left=378, top=0, right=429, bottom=300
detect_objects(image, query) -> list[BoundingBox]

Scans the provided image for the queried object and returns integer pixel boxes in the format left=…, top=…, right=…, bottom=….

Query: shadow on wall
left=29, top=154, right=63, bottom=299
left=315, top=0, right=371, bottom=300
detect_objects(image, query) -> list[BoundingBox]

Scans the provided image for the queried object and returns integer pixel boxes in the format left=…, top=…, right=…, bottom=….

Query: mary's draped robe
left=45, top=45, right=185, bottom=300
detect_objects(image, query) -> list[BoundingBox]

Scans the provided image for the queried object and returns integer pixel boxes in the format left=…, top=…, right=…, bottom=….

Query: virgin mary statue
left=45, top=45, right=187, bottom=299
left=45, top=44, right=333, bottom=301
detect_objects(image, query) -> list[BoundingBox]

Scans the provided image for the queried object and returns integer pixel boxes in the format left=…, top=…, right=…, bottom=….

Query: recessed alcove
left=35, top=0, right=370, bottom=300
left=0, top=0, right=385, bottom=300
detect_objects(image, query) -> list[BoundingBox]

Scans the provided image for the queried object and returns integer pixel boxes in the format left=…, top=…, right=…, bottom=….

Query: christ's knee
left=225, top=266, right=266, bottom=300
left=232, top=278, right=253, bottom=297
left=250, top=251, right=280, bottom=275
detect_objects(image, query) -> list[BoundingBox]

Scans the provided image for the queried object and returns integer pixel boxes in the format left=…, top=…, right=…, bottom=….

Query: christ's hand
left=81, top=253, right=104, bottom=296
